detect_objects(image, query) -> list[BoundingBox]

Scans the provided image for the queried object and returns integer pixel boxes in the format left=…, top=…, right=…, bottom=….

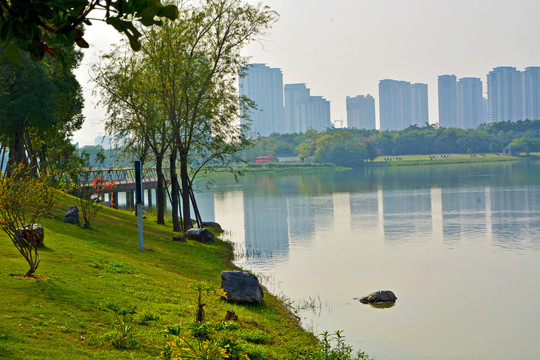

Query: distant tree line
left=242, top=120, right=540, bottom=167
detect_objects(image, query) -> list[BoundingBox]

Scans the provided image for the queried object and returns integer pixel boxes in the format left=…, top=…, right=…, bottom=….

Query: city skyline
left=73, top=0, right=540, bottom=144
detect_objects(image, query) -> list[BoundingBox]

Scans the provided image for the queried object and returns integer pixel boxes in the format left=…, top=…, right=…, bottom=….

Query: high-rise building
left=411, top=83, right=429, bottom=126
left=346, top=94, right=376, bottom=129
left=457, top=77, right=483, bottom=128
left=284, top=83, right=310, bottom=133
left=284, top=83, right=331, bottom=133
left=522, top=66, right=540, bottom=121
left=238, top=63, right=285, bottom=136
left=487, top=66, right=522, bottom=123
left=379, top=79, right=412, bottom=131
left=438, top=75, right=458, bottom=128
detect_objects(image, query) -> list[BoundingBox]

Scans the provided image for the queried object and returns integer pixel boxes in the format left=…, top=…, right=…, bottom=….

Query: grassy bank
left=0, top=192, right=319, bottom=359
left=370, top=153, right=536, bottom=166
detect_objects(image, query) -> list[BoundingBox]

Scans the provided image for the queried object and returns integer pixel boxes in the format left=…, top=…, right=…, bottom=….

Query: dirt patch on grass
left=11, top=275, right=49, bottom=280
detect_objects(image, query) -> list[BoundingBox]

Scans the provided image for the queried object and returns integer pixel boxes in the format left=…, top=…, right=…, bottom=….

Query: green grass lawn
left=0, top=192, right=317, bottom=359
left=372, top=153, right=526, bottom=166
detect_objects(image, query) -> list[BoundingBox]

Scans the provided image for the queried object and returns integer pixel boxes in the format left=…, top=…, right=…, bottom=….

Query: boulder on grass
left=172, top=235, right=186, bottom=242
left=63, top=206, right=80, bottom=225
left=201, top=221, right=222, bottom=230
left=15, top=224, right=45, bottom=247
left=186, top=228, right=215, bottom=244
left=221, top=271, right=264, bottom=304
left=356, top=290, right=397, bottom=304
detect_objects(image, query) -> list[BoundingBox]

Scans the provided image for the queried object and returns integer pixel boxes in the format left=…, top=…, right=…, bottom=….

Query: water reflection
left=193, top=161, right=540, bottom=360
left=196, top=161, right=540, bottom=259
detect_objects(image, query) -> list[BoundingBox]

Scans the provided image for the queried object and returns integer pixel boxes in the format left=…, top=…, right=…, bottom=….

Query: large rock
left=186, top=228, right=215, bottom=244
left=15, top=224, right=45, bottom=247
left=201, top=221, right=222, bottom=231
left=221, top=271, right=264, bottom=304
left=63, top=206, right=80, bottom=225
left=356, top=290, right=397, bottom=304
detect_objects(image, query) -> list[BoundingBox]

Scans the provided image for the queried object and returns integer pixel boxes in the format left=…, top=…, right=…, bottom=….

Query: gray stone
left=172, top=235, right=186, bottom=242
left=221, top=271, right=264, bottom=304
left=15, top=224, right=45, bottom=247
left=201, top=221, right=222, bottom=230
left=356, top=290, right=397, bottom=304
left=63, top=206, right=80, bottom=225
left=186, top=228, right=215, bottom=244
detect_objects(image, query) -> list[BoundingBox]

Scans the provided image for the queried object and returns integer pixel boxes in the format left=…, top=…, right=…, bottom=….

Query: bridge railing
left=80, top=167, right=170, bottom=186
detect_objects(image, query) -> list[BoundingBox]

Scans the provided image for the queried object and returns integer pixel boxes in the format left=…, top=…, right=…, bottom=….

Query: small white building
left=275, top=154, right=302, bottom=163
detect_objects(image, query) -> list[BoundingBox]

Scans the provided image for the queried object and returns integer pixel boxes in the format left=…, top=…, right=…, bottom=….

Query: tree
left=94, top=48, right=171, bottom=224
left=0, top=165, right=56, bottom=276
left=312, top=132, right=368, bottom=167
left=0, top=50, right=84, bottom=174
left=509, top=137, right=540, bottom=156
left=0, top=0, right=178, bottom=65
left=97, top=0, right=277, bottom=231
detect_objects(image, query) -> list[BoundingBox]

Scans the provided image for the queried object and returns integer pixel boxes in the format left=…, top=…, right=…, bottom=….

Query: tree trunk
left=180, top=151, right=192, bottom=232
left=188, top=179, right=203, bottom=226
left=155, top=155, right=166, bottom=225
left=7, top=127, right=28, bottom=176
left=170, top=153, right=181, bottom=232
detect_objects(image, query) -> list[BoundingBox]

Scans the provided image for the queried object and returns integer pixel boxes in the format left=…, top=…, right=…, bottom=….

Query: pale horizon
left=73, top=0, right=540, bottom=145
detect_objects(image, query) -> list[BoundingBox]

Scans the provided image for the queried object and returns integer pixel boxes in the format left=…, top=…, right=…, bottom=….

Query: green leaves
left=4, top=44, right=22, bottom=66
left=0, top=0, right=179, bottom=65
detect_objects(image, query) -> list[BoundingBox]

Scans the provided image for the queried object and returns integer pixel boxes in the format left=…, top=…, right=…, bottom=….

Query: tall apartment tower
left=238, top=63, right=285, bottom=136
left=379, top=79, right=412, bottom=131
left=523, top=66, right=540, bottom=121
left=457, top=77, right=483, bottom=128
left=284, top=84, right=311, bottom=133
left=284, top=83, right=331, bottom=133
left=411, top=83, right=429, bottom=126
left=438, top=75, right=458, bottom=128
left=346, top=94, right=376, bottom=129
left=487, top=66, right=523, bottom=123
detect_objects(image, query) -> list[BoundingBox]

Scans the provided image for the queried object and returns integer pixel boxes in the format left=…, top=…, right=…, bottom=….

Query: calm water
left=152, top=161, right=540, bottom=359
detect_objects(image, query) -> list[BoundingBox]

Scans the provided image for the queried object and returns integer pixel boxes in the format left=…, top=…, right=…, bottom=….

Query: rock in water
left=221, top=271, right=264, bottom=304
left=63, top=206, right=80, bottom=225
left=356, top=290, right=397, bottom=304
left=186, top=228, right=215, bottom=244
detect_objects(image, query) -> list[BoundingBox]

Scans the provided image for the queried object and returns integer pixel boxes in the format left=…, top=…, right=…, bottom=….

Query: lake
left=147, top=161, right=540, bottom=359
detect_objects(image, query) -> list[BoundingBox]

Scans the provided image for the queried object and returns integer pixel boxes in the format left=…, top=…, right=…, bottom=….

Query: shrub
left=0, top=165, right=56, bottom=276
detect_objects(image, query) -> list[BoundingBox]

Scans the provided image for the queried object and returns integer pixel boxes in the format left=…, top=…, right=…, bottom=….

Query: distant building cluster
left=240, top=63, right=540, bottom=135
left=239, top=63, right=331, bottom=136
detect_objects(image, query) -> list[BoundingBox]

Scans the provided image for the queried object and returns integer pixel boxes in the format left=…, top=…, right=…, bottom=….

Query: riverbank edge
left=0, top=191, right=320, bottom=359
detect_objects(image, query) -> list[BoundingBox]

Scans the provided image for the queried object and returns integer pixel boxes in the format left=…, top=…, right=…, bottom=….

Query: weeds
left=104, top=304, right=138, bottom=349
left=314, top=330, right=374, bottom=360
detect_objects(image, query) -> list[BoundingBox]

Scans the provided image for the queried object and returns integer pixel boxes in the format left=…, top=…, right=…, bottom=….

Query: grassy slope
left=0, top=192, right=316, bottom=359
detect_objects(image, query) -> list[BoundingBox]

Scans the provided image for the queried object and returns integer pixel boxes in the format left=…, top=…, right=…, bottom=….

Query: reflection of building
left=441, top=189, right=486, bottom=245
left=382, top=190, right=432, bottom=245
left=489, top=186, right=539, bottom=250
left=242, top=184, right=290, bottom=257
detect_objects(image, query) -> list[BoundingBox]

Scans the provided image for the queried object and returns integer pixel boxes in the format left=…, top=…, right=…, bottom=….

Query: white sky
left=73, top=0, right=540, bottom=145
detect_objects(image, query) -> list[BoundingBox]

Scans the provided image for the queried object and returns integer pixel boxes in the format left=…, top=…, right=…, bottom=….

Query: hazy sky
left=73, top=0, right=540, bottom=145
